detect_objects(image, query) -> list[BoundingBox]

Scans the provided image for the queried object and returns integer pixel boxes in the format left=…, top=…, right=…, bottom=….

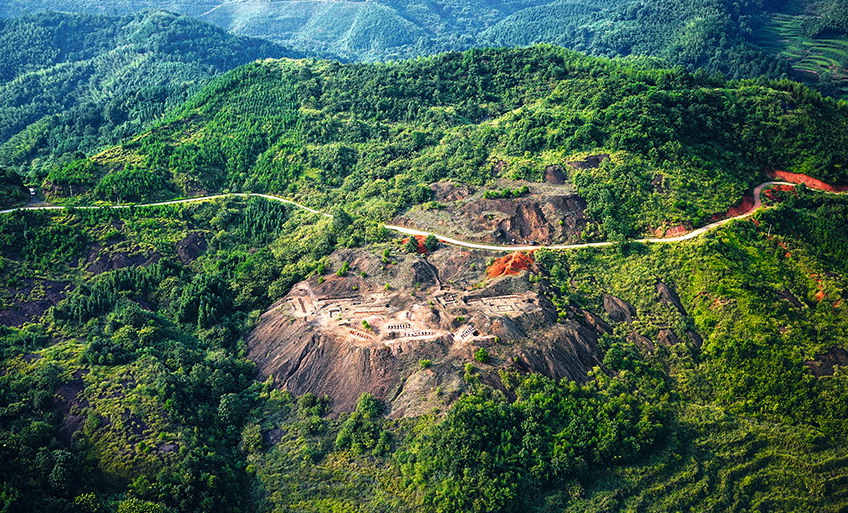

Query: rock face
left=395, top=184, right=593, bottom=245
left=603, top=294, right=635, bottom=323
left=567, top=154, right=609, bottom=170
left=544, top=165, right=567, bottom=184
left=657, top=329, right=680, bottom=347
left=806, top=348, right=848, bottom=377
left=246, top=249, right=605, bottom=415
left=176, top=232, right=208, bottom=264
left=656, top=281, right=686, bottom=315
left=581, top=310, right=612, bottom=334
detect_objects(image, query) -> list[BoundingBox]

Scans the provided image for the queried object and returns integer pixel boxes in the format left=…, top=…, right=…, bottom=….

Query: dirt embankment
left=769, top=169, right=848, bottom=192
left=0, top=278, right=70, bottom=326
left=487, top=251, right=535, bottom=278
left=710, top=191, right=755, bottom=222
left=395, top=182, right=593, bottom=246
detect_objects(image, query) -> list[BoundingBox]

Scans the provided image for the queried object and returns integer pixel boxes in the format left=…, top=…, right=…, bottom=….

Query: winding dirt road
left=0, top=181, right=835, bottom=253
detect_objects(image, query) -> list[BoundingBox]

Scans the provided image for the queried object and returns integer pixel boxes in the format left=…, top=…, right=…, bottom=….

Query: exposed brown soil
left=769, top=169, right=848, bottom=193
left=710, top=192, right=755, bottom=222
left=763, top=184, right=796, bottom=202
left=0, top=278, right=70, bottom=326
left=86, top=243, right=161, bottom=275
left=486, top=251, right=535, bottom=278
left=176, top=232, right=208, bottom=264
left=401, top=235, right=431, bottom=254
left=430, top=182, right=472, bottom=202
left=53, top=370, right=90, bottom=445
left=396, top=191, right=592, bottom=246
left=654, top=224, right=688, bottom=238
left=806, top=348, right=848, bottom=377
left=246, top=248, right=605, bottom=416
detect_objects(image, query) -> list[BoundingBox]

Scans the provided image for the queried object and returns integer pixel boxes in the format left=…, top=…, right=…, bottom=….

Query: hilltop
left=0, top=10, right=300, bottom=178
left=75, top=46, right=848, bottom=242
left=0, top=45, right=847, bottom=513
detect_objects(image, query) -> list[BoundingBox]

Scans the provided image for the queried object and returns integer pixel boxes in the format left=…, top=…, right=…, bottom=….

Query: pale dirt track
left=0, top=181, right=832, bottom=253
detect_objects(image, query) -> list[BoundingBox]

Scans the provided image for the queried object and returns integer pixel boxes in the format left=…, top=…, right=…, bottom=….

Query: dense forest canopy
left=68, top=46, right=848, bottom=241
left=0, top=10, right=299, bottom=178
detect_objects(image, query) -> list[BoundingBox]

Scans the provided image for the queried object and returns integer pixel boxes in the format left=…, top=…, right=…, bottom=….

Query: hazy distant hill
left=6, top=0, right=847, bottom=96
left=0, top=10, right=300, bottom=176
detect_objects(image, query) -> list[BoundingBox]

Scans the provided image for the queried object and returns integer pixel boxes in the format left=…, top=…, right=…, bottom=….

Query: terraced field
left=757, top=12, right=848, bottom=96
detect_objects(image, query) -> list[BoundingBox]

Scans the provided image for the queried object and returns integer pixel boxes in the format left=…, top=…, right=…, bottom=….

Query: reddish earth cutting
left=703, top=171, right=845, bottom=227
left=769, top=170, right=848, bottom=193
left=487, top=251, right=534, bottom=278
left=402, top=235, right=430, bottom=254
left=710, top=192, right=755, bottom=222
left=655, top=224, right=688, bottom=238
left=763, top=184, right=797, bottom=202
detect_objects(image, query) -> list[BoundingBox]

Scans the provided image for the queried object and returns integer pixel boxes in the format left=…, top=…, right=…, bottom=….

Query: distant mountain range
left=0, top=10, right=299, bottom=176
left=3, top=0, right=847, bottom=96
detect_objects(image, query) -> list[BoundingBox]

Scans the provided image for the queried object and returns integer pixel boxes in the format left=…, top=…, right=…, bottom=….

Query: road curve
left=0, top=181, right=827, bottom=252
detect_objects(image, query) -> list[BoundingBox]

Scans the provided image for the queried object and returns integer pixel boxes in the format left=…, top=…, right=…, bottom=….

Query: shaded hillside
left=0, top=10, right=300, bottom=177
left=6, top=0, right=846, bottom=93
left=82, top=46, right=848, bottom=241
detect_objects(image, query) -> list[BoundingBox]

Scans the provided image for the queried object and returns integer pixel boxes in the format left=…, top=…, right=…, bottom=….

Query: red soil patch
left=711, top=192, right=755, bottom=222
left=763, top=184, right=797, bottom=202
left=769, top=170, right=848, bottom=193
left=665, top=224, right=688, bottom=237
left=654, top=224, right=688, bottom=238
left=486, top=251, right=534, bottom=278
left=402, top=235, right=430, bottom=254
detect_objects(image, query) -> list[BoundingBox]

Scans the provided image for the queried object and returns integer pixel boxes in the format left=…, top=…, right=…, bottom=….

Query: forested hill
left=4, top=0, right=848, bottom=95
left=78, top=45, right=848, bottom=240
left=0, top=10, right=300, bottom=178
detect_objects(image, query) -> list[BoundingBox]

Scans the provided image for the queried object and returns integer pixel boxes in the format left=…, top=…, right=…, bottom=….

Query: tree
left=404, top=237, right=420, bottom=253
left=424, top=234, right=440, bottom=253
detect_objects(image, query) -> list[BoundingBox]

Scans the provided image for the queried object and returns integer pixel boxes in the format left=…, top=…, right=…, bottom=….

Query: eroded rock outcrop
left=603, top=294, right=636, bottom=323
left=246, top=249, right=605, bottom=415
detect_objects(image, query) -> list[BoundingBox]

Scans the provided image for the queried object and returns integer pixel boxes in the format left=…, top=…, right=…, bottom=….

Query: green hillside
left=0, top=10, right=301, bottom=179
left=73, top=46, right=848, bottom=240
left=1, top=46, right=848, bottom=513
left=1, top=161, right=847, bottom=512
left=752, top=0, right=848, bottom=97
